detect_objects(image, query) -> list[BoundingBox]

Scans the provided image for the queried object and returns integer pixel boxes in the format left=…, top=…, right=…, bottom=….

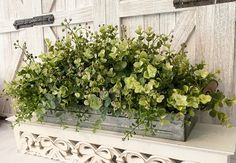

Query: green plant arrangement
left=4, top=19, right=236, bottom=140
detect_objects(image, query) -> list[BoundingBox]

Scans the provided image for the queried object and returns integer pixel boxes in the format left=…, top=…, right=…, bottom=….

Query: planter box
left=44, top=110, right=197, bottom=141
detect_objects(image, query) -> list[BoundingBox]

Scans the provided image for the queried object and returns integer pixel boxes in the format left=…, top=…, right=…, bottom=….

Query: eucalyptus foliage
left=4, top=19, right=236, bottom=139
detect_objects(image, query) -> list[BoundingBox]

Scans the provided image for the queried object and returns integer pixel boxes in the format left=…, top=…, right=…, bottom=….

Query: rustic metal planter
left=44, top=109, right=197, bottom=141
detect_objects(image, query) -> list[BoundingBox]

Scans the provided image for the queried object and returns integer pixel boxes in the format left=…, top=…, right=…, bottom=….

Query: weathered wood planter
left=44, top=110, right=198, bottom=141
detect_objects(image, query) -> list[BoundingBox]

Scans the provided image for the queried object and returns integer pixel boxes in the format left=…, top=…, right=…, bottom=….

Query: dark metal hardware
left=13, top=14, right=54, bottom=29
left=174, top=0, right=236, bottom=8
left=217, top=0, right=236, bottom=3
left=203, top=80, right=218, bottom=94
left=174, top=0, right=215, bottom=8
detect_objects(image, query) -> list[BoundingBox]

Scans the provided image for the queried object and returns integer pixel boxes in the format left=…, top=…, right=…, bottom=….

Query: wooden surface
left=0, top=1, right=236, bottom=127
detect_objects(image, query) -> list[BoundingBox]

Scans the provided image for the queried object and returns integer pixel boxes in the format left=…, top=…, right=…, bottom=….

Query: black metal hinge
left=13, top=14, right=54, bottom=30
left=174, top=0, right=236, bottom=8
left=217, top=0, right=236, bottom=3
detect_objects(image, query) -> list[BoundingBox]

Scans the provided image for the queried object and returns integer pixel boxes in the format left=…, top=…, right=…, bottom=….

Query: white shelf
left=7, top=117, right=236, bottom=163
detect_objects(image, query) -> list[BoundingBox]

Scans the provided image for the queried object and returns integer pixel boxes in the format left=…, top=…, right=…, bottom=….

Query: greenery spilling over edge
left=4, top=19, right=236, bottom=139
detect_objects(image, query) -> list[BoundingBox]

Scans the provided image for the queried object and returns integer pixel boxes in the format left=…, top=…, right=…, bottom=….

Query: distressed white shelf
left=7, top=116, right=236, bottom=163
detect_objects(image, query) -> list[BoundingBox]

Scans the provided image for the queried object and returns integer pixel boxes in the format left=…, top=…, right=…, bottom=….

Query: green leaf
left=144, top=82, right=153, bottom=93
left=111, top=100, right=121, bottom=108
left=118, top=40, right=128, bottom=51
left=134, top=84, right=144, bottom=93
left=146, top=64, right=157, bottom=78
left=109, top=52, right=118, bottom=59
left=168, top=93, right=188, bottom=111
left=225, top=99, right=233, bottom=107
left=143, top=71, right=149, bottom=79
left=84, top=100, right=89, bottom=106
left=135, top=26, right=142, bottom=35
left=189, top=109, right=195, bottom=117
left=111, top=47, right=117, bottom=53
left=124, top=76, right=135, bottom=89
left=75, top=93, right=81, bottom=98
left=153, top=55, right=165, bottom=64
left=45, top=93, right=55, bottom=101
left=183, top=85, right=189, bottom=93
left=194, top=69, right=208, bottom=78
left=156, top=95, right=165, bottom=103
left=82, top=71, right=91, bottom=80
left=98, top=49, right=105, bottom=58
left=93, top=119, right=102, bottom=133
left=87, top=94, right=102, bottom=110
left=99, top=26, right=106, bottom=33
left=187, top=96, right=199, bottom=109
left=59, top=86, right=68, bottom=98
left=133, top=61, right=143, bottom=68
left=49, top=100, right=56, bottom=109
left=104, top=97, right=111, bottom=107
left=140, top=51, right=148, bottom=58
left=84, top=49, right=93, bottom=59
left=217, top=112, right=227, bottom=122
left=163, top=62, right=173, bottom=71
left=224, top=97, right=236, bottom=107
left=191, top=87, right=200, bottom=95
left=139, top=96, right=149, bottom=106
left=160, top=119, right=170, bottom=126
left=112, top=82, right=122, bottom=94
left=114, top=61, right=127, bottom=70
left=107, top=68, right=115, bottom=77
left=199, top=94, right=212, bottom=104
left=74, top=58, right=81, bottom=67
left=25, top=74, right=31, bottom=78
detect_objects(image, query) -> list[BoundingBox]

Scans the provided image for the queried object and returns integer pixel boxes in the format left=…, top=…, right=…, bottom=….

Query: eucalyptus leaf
left=147, top=64, right=157, bottom=78
left=87, top=94, right=102, bottom=110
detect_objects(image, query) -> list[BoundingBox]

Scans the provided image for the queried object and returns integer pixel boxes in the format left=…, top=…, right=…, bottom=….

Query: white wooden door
left=0, top=0, right=236, bottom=127
left=0, top=0, right=44, bottom=117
